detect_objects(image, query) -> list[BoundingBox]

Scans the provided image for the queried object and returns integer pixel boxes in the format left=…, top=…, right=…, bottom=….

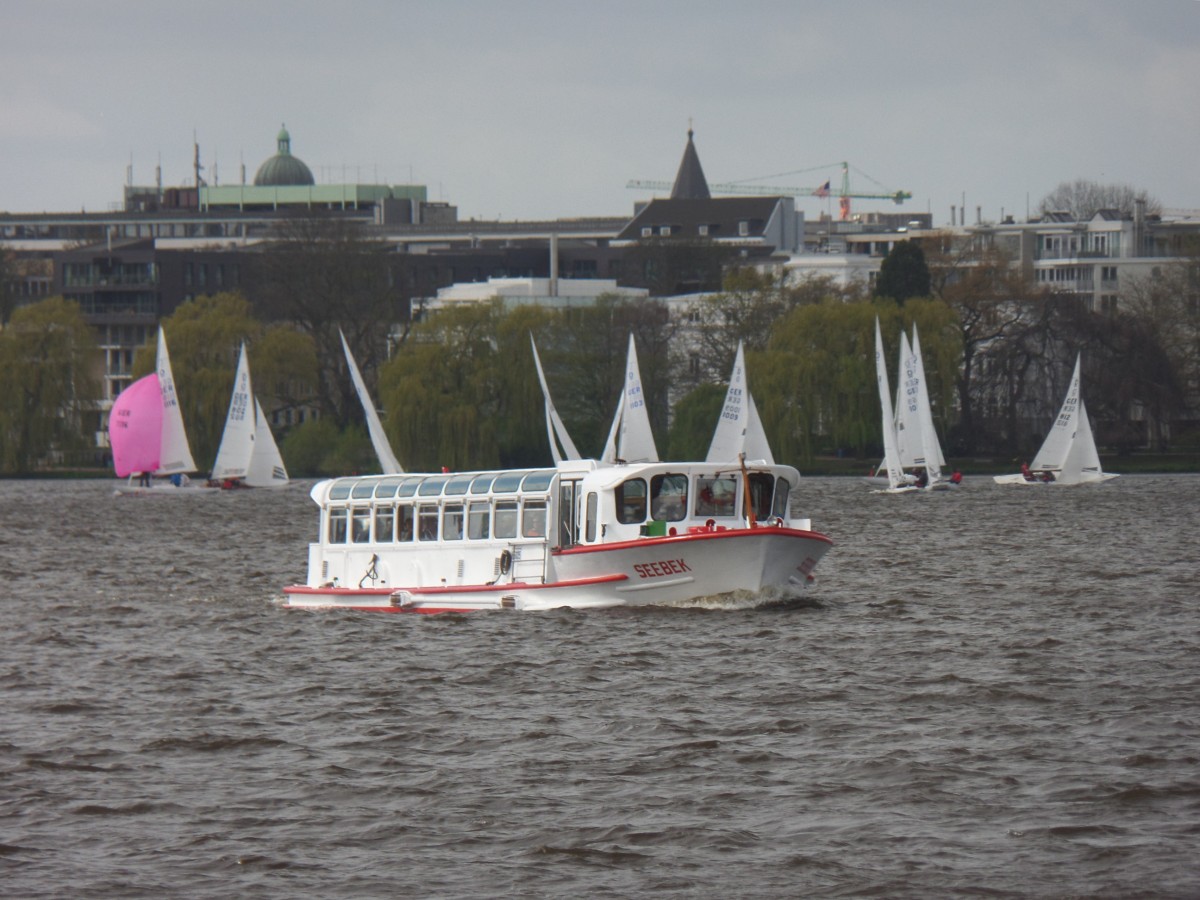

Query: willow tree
left=379, top=301, right=548, bottom=471
left=0, top=297, right=98, bottom=473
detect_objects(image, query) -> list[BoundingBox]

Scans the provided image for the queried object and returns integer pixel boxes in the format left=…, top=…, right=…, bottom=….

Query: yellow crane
left=627, top=161, right=911, bottom=221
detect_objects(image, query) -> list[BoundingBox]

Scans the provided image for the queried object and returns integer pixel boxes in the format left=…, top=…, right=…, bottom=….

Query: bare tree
left=1038, top=179, right=1161, bottom=220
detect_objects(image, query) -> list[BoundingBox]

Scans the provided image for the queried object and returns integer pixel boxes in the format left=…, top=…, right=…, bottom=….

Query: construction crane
left=627, top=161, right=912, bottom=221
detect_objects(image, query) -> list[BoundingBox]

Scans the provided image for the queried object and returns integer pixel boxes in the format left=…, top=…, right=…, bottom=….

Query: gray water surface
left=2, top=475, right=1197, bottom=898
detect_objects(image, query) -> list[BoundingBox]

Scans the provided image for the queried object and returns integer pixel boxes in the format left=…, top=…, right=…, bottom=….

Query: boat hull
left=282, top=525, right=832, bottom=613
left=993, top=472, right=1119, bottom=485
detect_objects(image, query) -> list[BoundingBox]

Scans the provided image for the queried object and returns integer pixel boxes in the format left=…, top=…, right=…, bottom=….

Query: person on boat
left=137, top=471, right=151, bottom=487
left=949, top=469, right=963, bottom=485
left=913, top=468, right=929, bottom=488
left=1021, top=462, right=1035, bottom=482
left=1041, top=471, right=1056, bottom=483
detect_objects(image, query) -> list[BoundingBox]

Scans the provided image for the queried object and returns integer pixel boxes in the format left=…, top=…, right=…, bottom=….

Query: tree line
left=2, top=211, right=1198, bottom=476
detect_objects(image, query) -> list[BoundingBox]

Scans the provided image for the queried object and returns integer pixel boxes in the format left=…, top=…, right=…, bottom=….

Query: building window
left=698, top=224, right=709, bottom=236
left=659, top=226, right=671, bottom=237
left=738, top=221, right=750, bottom=236
left=641, top=227, right=653, bottom=238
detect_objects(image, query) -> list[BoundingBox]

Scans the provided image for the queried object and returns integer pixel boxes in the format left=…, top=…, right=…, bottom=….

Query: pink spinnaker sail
left=109, top=373, right=163, bottom=477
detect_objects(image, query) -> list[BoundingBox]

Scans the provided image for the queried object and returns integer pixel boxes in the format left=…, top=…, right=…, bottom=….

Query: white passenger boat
left=282, top=458, right=832, bottom=613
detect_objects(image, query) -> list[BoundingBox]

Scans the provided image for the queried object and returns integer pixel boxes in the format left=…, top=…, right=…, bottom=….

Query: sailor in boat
left=1021, top=462, right=1035, bottom=482
left=950, top=470, right=963, bottom=485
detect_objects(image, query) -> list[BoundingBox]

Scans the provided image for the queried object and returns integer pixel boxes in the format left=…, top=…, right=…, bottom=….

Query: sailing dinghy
left=994, top=354, right=1118, bottom=485
left=109, top=327, right=208, bottom=495
left=871, top=318, right=919, bottom=493
left=210, top=343, right=289, bottom=489
left=341, top=330, right=403, bottom=475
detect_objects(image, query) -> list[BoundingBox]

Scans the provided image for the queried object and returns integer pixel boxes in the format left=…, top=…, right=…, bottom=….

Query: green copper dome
left=253, top=124, right=315, bottom=187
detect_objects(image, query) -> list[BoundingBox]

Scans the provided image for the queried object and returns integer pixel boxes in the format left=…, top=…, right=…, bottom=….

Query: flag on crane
left=813, top=180, right=831, bottom=198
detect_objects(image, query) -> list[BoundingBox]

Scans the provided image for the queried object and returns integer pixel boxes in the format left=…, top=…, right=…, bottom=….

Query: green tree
left=667, top=383, right=725, bottom=460
left=874, top=240, right=930, bottom=304
left=0, top=297, right=98, bottom=472
left=134, top=292, right=316, bottom=471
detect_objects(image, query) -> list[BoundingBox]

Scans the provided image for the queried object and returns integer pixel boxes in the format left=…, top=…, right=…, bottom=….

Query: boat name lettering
left=633, top=559, right=692, bottom=579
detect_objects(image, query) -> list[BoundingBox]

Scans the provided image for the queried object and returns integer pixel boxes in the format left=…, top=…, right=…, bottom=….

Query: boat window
left=418, top=476, right=448, bottom=497
left=374, top=506, right=395, bottom=542
left=491, top=471, right=527, bottom=493
left=558, top=480, right=579, bottom=547
left=374, top=478, right=403, bottom=499
left=695, top=476, right=737, bottom=518
left=444, top=475, right=473, bottom=496
left=748, top=472, right=774, bottom=522
left=396, top=505, right=414, bottom=542
left=329, top=480, right=354, bottom=501
left=328, top=507, right=348, bottom=543
left=417, top=505, right=439, bottom=541
left=772, top=477, right=791, bottom=519
left=521, top=471, right=554, bottom=492
left=351, top=508, right=371, bottom=543
left=585, top=492, right=598, bottom=542
left=468, top=502, right=490, bottom=539
left=442, top=504, right=464, bottom=541
left=397, top=477, right=420, bottom=498
left=469, top=473, right=496, bottom=494
left=522, top=499, right=547, bottom=538
left=650, top=473, right=688, bottom=522
left=494, top=500, right=518, bottom=538
left=615, top=478, right=647, bottom=524
left=351, top=481, right=376, bottom=499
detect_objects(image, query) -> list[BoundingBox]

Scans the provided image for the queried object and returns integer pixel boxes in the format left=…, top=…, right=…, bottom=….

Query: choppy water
left=2, top=474, right=1198, bottom=898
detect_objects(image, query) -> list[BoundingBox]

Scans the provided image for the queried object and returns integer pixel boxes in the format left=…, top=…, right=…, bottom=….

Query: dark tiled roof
left=670, top=129, right=710, bottom=200
left=616, top=197, right=783, bottom=241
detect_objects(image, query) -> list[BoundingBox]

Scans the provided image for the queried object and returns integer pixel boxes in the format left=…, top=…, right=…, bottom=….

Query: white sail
left=340, top=330, right=403, bottom=475
left=155, top=326, right=197, bottom=475
left=530, top=335, right=581, bottom=464
left=706, top=340, right=774, bottom=464
left=895, top=330, right=921, bottom=468
left=910, top=324, right=945, bottom=482
left=602, top=334, right=658, bottom=464
left=245, top=397, right=289, bottom=488
left=1031, top=353, right=1082, bottom=474
left=211, top=343, right=255, bottom=481
left=874, top=319, right=911, bottom=491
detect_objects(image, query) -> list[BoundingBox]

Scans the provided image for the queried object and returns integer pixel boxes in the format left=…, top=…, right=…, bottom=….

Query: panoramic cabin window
left=375, top=506, right=395, bottom=542
left=649, top=473, right=688, bottom=521
left=771, top=478, right=791, bottom=519
left=468, top=502, right=490, bottom=540
left=397, top=505, right=414, bottom=541
left=328, top=507, right=348, bottom=543
left=695, top=476, right=737, bottom=517
left=494, top=500, right=518, bottom=539
left=615, top=478, right=647, bottom=524
left=443, top=505, right=465, bottom=540
left=417, top=505, right=439, bottom=541
left=351, top=508, right=371, bottom=543
left=522, top=500, right=547, bottom=538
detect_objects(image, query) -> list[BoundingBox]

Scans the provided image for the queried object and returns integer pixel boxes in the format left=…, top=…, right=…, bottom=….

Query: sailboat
left=871, top=318, right=919, bottom=493
left=340, top=329, right=403, bottom=475
left=601, top=334, right=659, bottom=464
left=210, top=343, right=289, bottom=489
left=994, top=354, right=1118, bottom=485
left=109, top=327, right=207, bottom=494
left=706, top=340, right=774, bottom=465
left=531, top=335, right=582, bottom=464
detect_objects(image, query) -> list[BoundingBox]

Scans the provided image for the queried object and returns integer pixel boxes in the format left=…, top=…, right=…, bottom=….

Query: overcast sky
left=3, top=0, right=1198, bottom=225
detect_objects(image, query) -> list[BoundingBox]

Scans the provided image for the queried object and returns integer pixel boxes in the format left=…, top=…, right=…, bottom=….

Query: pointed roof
left=670, top=128, right=710, bottom=200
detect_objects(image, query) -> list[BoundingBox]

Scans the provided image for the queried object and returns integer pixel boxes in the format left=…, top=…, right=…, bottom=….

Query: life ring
left=774, top=516, right=784, bottom=528
left=499, top=549, right=513, bottom=575
left=705, top=518, right=716, bottom=532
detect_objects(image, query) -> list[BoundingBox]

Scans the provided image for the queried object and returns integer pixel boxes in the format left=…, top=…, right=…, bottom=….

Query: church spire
left=670, top=125, right=710, bottom=200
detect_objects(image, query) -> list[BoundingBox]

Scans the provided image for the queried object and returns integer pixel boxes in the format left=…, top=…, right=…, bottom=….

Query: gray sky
left=3, top=0, right=1199, bottom=224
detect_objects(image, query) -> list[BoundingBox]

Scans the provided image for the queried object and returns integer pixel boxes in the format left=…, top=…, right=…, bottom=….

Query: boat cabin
left=304, top=460, right=806, bottom=591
